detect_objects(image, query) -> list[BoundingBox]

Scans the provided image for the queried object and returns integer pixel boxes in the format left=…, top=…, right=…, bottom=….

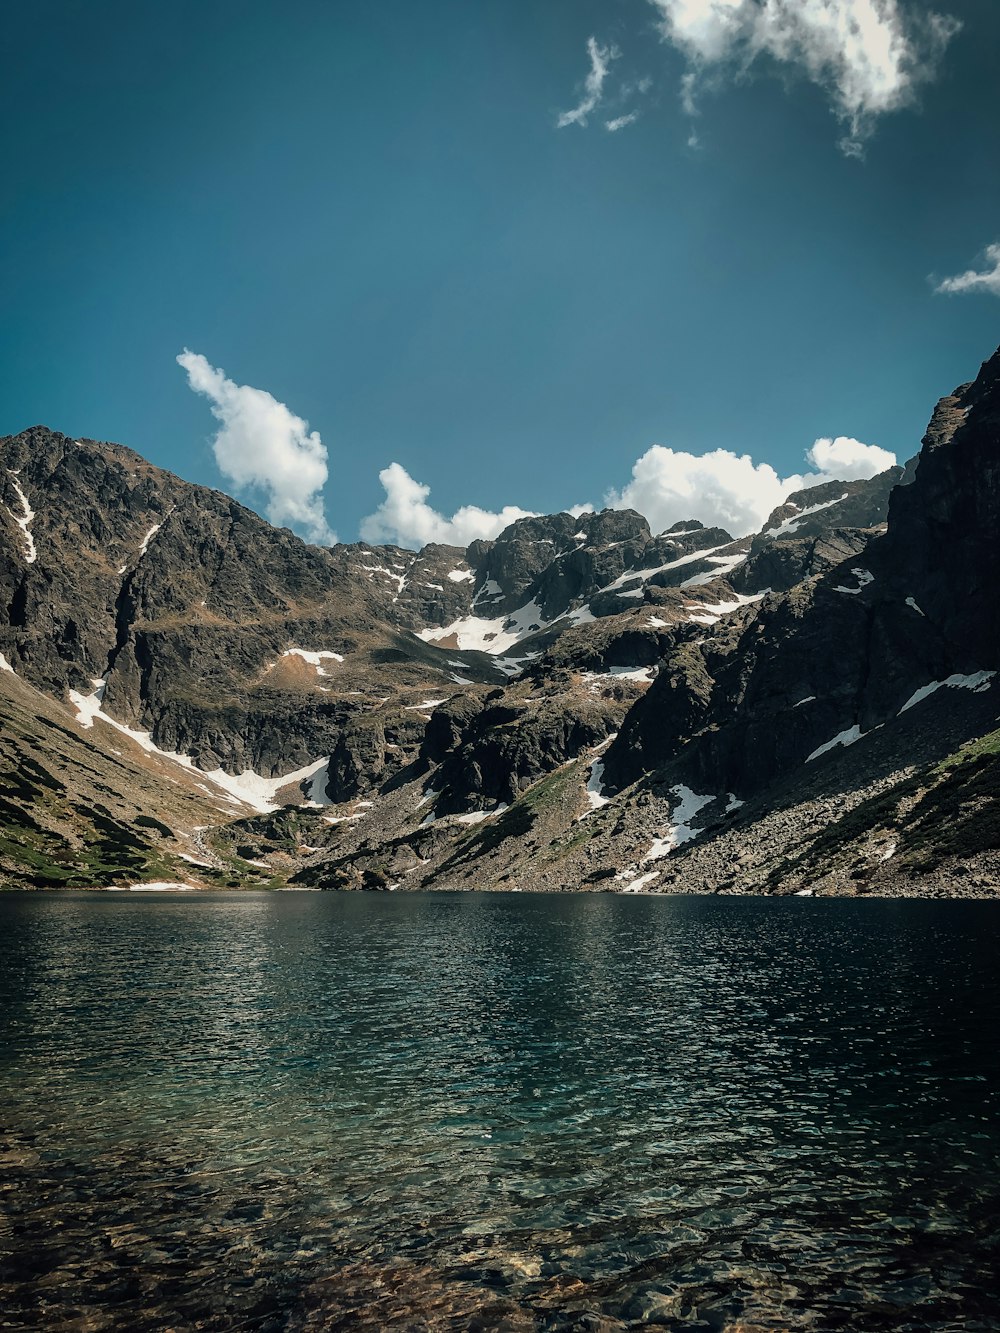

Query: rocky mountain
left=1, top=346, right=997, bottom=897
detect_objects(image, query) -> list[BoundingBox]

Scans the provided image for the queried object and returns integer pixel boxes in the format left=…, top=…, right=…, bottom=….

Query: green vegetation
left=903, top=734, right=1000, bottom=868
left=767, top=724, right=1000, bottom=887
left=436, top=762, right=583, bottom=874
left=934, top=726, right=1000, bottom=773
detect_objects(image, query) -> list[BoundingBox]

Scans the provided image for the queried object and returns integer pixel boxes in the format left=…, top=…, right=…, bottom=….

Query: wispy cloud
left=606, top=111, right=640, bottom=132
left=934, top=242, right=1000, bottom=297
left=360, top=463, right=537, bottom=548
left=558, top=36, right=619, bottom=127
left=649, top=0, right=959, bottom=154
left=177, top=350, right=335, bottom=544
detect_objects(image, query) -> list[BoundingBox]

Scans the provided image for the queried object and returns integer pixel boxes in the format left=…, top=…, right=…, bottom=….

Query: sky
left=2, top=0, right=998, bottom=547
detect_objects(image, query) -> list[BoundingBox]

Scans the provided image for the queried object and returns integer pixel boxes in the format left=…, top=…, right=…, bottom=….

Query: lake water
left=1, top=891, right=998, bottom=1331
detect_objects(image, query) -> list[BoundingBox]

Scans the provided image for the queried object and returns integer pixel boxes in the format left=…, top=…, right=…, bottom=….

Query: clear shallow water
left=1, top=892, right=998, bottom=1331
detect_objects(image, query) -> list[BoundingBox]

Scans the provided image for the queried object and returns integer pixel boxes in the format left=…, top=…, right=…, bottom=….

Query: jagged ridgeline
left=1, top=344, right=998, bottom=895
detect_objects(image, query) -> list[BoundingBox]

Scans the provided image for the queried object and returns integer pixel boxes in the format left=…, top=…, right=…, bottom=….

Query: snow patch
left=794, top=695, right=816, bottom=707
left=324, top=810, right=369, bottom=826
left=582, top=665, right=656, bottom=685
left=585, top=760, right=609, bottom=811
left=763, top=493, right=848, bottom=540
left=641, top=836, right=674, bottom=863
left=685, top=590, right=766, bottom=625
left=67, top=679, right=329, bottom=814
left=417, top=599, right=545, bottom=655
left=806, top=725, right=864, bottom=762
left=454, top=804, right=508, bottom=825
left=679, top=550, right=748, bottom=588
left=598, top=542, right=734, bottom=598
left=303, top=760, right=332, bottom=807
left=494, top=652, right=542, bottom=677
left=620, top=870, right=659, bottom=894
left=70, top=678, right=108, bottom=727
left=6, top=473, right=37, bottom=564
left=898, top=671, right=995, bottom=714
left=581, top=734, right=618, bottom=816
left=832, top=567, right=874, bottom=595
left=905, top=597, right=926, bottom=617
left=360, top=563, right=407, bottom=595
left=281, top=648, right=344, bottom=676
left=0, top=653, right=13, bottom=673
left=421, top=802, right=507, bottom=828
left=138, top=523, right=161, bottom=556
left=447, top=568, right=475, bottom=583
left=642, top=784, right=714, bottom=859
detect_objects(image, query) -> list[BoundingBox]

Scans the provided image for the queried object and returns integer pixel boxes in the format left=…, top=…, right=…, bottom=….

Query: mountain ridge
left=2, top=347, right=998, bottom=896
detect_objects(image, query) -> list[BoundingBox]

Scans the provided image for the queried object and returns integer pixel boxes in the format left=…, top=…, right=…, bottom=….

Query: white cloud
left=606, top=111, right=640, bottom=132
left=606, top=446, right=794, bottom=535
left=648, top=0, right=959, bottom=152
left=806, top=435, right=896, bottom=478
left=177, top=350, right=334, bottom=545
left=605, top=434, right=896, bottom=535
left=360, top=463, right=538, bottom=549
left=934, top=242, right=1000, bottom=297
left=361, top=437, right=895, bottom=551
left=558, top=36, right=619, bottom=127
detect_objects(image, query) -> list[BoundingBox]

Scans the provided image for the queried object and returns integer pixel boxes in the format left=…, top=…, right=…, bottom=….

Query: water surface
left=1, top=891, right=998, bottom=1330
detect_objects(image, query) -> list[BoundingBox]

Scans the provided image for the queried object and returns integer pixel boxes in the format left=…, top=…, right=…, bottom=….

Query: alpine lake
left=1, top=890, right=998, bottom=1331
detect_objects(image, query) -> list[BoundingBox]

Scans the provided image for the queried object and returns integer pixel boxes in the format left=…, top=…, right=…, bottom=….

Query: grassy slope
left=770, top=728, right=1000, bottom=890
left=0, top=670, right=283, bottom=888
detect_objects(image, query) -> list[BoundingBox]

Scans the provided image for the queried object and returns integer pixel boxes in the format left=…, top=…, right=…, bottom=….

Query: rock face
left=748, top=470, right=901, bottom=552
left=602, top=348, right=1000, bottom=803
left=3, top=348, right=992, bottom=896
left=421, top=675, right=630, bottom=813
left=341, top=540, right=477, bottom=628
left=0, top=428, right=492, bottom=782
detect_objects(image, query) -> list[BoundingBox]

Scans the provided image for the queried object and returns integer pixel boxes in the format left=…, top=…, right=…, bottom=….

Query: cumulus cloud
left=558, top=36, right=619, bottom=127
left=606, top=446, right=794, bottom=535
left=360, top=463, right=538, bottom=549
left=361, top=436, right=895, bottom=550
left=605, top=434, right=896, bottom=535
left=648, top=0, right=959, bottom=153
left=177, top=351, right=334, bottom=545
left=934, top=242, right=1000, bottom=297
left=806, top=434, right=896, bottom=478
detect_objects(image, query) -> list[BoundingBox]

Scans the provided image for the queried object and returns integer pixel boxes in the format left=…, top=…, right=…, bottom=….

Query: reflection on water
left=1, top=891, right=998, bottom=1330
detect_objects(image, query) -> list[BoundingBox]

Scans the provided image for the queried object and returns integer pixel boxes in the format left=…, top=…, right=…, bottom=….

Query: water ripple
left=0, top=891, right=998, bottom=1329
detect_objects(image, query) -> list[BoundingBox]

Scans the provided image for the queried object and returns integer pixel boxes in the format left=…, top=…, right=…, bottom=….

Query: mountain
left=1, top=346, right=997, bottom=896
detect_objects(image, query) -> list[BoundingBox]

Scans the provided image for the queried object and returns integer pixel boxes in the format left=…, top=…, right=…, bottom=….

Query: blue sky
left=2, top=0, right=998, bottom=545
